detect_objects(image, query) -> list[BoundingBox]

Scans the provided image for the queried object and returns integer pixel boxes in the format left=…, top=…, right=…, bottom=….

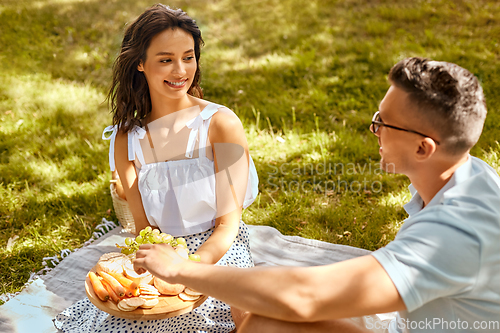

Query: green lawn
left=1, top=0, right=499, bottom=301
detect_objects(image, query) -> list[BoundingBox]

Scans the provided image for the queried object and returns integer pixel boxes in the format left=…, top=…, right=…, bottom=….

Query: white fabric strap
left=128, top=126, right=147, bottom=167
left=102, top=125, right=117, bottom=171
left=185, top=103, right=220, bottom=158
left=199, top=118, right=211, bottom=158
left=185, top=116, right=203, bottom=158
left=102, top=125, right=147, bottom=171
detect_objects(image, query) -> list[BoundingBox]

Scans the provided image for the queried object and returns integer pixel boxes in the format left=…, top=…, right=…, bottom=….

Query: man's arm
left=134, top=244, right=405, bottom=322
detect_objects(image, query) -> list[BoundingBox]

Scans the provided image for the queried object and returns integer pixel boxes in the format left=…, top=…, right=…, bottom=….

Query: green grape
left=135, top=235, right=144, bottom=244
left=152, top=229, right=160, bottom=235
left=170, top=239, right=178, bottom=248
left=121, top=248, right=132, bottom=255
left=117, top=229, right=153, bottom=255
left=161, top=233, right=173, bottom=243
left=177, top=237, right=187, bottom=246
left=175, top=247, right=189, bottom=259
left=152, top=234, right=162, bottom=243
left=189, top=254, right=201, bottom=262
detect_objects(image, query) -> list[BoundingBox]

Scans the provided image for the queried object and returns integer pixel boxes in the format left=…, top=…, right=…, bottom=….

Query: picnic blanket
left=0, top=221, right=371, bottom=333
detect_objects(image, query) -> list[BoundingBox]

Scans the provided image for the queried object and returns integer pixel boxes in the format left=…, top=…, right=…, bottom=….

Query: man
left=134, top=57, right=500, bottom=332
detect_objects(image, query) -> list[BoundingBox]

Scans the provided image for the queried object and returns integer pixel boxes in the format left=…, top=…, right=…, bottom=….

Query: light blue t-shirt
left=372, top=156, right=500, bottom=333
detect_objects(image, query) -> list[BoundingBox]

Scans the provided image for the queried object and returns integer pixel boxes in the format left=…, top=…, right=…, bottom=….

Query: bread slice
left=178, top=292, right=200, bottom=301
left=96, top=252, right=128, bottom=275
left=123, top=297, right=146, bottom=307
left=117, top=299, right=136, bottom=311
left=154, top=277, right=185, bottom=296
left=140, top=298, right=159, bottom=308
left=184, top=287, right=203, bottom=296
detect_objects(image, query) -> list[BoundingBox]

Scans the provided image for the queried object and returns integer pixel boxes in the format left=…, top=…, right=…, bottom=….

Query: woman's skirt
left=53, top=221, right=254, bottom=333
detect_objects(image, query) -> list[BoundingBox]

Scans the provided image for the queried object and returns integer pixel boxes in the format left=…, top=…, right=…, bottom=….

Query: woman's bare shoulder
left=212, top=105, right=242, bottom=128
left=114, top=129, right=132, bottom=162
left=188, top=95, right=211, bottom=111
left=209, top=106, right=246, bottom=145
left=189, top=96, right=235, bottom=117
left=114, top=128, right=128, bottom=145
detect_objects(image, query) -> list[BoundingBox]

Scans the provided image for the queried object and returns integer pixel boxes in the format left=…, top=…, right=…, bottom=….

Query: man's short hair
left=388, top=57, right=487, bottom=155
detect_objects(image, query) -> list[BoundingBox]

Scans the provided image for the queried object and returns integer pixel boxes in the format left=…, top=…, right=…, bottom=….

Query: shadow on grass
left=1, top=0, right=500, bottom=296
left=0, top=102, right=109, bottom=187
left=0, top=179, right=115, bottom=294
left=2, top=0, right=498, bottom=142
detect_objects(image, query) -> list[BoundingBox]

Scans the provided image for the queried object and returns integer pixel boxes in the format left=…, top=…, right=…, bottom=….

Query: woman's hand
left=133, top=243, right=190, bottom=283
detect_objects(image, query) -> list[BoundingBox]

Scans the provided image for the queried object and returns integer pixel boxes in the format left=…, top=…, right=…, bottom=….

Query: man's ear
left=137, top=61, right=144, bottom=72
left=415, top=137, right=437, bottom=161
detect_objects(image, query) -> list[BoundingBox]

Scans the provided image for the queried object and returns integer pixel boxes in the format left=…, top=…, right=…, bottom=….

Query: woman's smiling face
left=138, top=28, right=197, bottom=102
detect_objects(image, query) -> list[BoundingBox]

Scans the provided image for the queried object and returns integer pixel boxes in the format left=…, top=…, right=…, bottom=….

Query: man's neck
left=408, top=154, right=469, bottom=208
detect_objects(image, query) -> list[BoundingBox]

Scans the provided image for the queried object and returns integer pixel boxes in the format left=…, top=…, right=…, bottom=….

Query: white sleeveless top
left=102, top=103, right=259, bottom=236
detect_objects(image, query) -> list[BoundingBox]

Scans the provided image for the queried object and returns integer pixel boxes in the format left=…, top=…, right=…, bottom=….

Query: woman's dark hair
left=108, top=4, right=204, bottom=133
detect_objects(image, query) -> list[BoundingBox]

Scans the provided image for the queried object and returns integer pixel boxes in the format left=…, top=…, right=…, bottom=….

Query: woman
left=54, top=4, right=258, bottom=332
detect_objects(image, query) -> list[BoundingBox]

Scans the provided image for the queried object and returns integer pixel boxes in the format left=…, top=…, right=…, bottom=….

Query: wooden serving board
left=85, top=267, right=208, bottom=320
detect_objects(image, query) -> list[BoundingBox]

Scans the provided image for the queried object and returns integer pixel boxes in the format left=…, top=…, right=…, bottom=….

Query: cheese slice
left=123, top=260, right=153, bottom=285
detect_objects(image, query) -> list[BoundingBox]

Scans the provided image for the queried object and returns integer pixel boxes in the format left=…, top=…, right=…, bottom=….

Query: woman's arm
left=193, top=110, right=250, bottom=264
left=114, top=131, right=153, bottom=235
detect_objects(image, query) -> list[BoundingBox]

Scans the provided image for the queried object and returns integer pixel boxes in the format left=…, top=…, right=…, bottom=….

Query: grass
left=242, top=124, right=409, bottom=250
left=1, top=0, right=499, bottom=302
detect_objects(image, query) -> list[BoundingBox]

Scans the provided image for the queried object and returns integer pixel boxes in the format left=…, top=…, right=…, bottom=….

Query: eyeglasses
left=370, top=111, right=440, bottom=145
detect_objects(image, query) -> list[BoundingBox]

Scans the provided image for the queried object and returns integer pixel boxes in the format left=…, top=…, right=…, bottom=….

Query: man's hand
left=133, top=243, right=189, bottom=282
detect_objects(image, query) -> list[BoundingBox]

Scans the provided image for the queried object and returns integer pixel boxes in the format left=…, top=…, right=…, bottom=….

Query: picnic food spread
left=116, top=226, right=201, bottom=262
left=85, top=227, right=205, bottom=318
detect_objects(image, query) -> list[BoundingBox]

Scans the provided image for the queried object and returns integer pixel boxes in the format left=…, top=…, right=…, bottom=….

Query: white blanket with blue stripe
left=0, top=221, right=370, bottom=333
